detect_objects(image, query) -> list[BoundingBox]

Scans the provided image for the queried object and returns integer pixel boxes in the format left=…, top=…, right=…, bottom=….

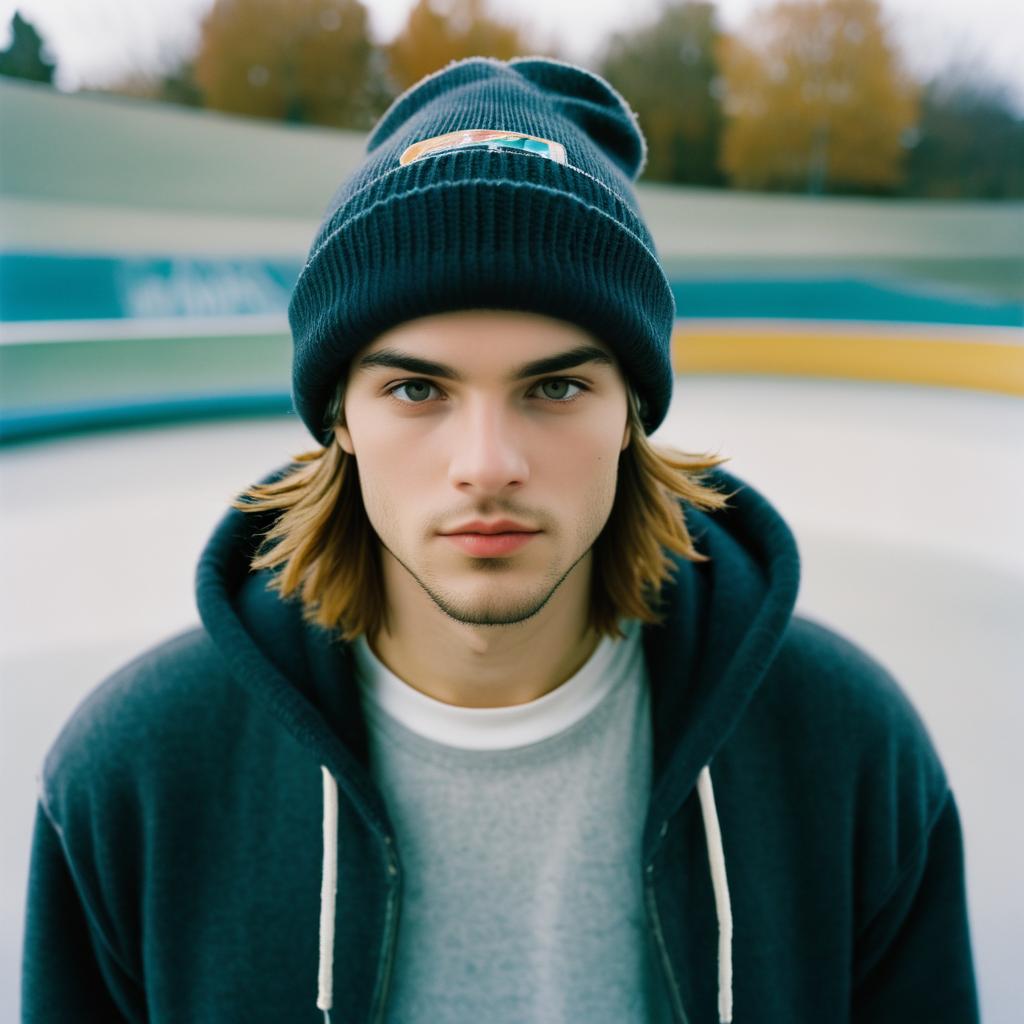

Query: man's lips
left=441, top=519, right=538, bottom=535
left=440, top=526, right=541, bottom=557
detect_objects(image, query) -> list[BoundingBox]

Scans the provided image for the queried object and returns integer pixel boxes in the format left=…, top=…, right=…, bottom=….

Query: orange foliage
left=194, top=0, right=378, bottom=128
left=717, top=0, right=919, bottom=191
left=386, top=0, right=531, bottom=92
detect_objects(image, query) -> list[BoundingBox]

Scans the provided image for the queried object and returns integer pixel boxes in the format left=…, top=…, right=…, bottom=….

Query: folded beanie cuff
left=290, top=176, right=674, bottom=443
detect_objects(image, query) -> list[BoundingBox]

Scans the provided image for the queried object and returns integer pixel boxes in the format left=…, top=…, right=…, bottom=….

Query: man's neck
left=368, top=555, right=600, bottom=709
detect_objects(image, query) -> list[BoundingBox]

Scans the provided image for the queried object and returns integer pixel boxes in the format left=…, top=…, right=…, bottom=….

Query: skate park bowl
left=1, top=78, right=1022, bottom=1020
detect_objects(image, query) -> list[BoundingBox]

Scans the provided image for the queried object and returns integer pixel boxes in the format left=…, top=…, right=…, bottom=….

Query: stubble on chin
left=380, top=537, right=591, bottom=628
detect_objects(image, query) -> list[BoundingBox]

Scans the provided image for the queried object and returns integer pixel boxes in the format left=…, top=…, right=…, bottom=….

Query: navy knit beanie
left=288, top=55, right=675, bottom=443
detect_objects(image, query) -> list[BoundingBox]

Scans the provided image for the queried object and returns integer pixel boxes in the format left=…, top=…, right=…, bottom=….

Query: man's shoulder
left=39, top=626, right=232, bottom=813
left=768, top=615, right=931, bottom=738
left=756, top=613, right=948, bottom=798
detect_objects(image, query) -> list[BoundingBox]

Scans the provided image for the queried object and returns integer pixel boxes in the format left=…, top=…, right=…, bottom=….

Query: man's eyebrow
left=355, top=344, right=614, bottom=381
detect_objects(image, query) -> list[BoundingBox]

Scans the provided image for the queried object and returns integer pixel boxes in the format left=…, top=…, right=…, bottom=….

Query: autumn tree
left=194, top=0, right=394, bottom=129
left=596, top=1, right=724, bottom=186
left=386, top=0, right=532, bottom=93
left=717, top=0, right=918, bottom=193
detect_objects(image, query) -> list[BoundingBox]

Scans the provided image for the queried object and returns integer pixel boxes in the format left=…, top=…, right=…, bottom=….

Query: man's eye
left=389, top=380, right=439, bottom=403
left=537, top=379, right=584, bottom=401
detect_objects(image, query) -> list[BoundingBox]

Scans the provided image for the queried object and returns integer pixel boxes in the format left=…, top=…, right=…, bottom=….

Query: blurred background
left=1, top=0, right=1022, bottom=1019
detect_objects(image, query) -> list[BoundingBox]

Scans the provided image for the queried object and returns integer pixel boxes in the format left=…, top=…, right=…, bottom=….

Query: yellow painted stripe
left=671, top=325, right=1024, bottom=396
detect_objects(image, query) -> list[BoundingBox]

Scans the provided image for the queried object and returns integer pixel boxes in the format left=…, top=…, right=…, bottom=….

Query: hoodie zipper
left=645, top=861, right=691, bottom=1024
left=371, top=835, right=400, bottom=1024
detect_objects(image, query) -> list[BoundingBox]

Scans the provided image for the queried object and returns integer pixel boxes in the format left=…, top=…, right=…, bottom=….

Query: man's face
left=335, top=310, right=631, bottom=628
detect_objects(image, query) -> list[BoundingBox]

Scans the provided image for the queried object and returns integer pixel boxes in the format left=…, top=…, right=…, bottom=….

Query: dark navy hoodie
left=22, top=468, right=979, bottom=1022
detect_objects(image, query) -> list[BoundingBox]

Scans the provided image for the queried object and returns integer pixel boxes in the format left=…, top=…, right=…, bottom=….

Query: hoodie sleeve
left=21, top=802, right=145, bottom=1024
left=851, top=790, right=979, bottom=1023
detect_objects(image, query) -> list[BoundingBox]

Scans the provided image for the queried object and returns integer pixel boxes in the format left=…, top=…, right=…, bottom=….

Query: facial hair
left=381, top=540, right=592, bottom=627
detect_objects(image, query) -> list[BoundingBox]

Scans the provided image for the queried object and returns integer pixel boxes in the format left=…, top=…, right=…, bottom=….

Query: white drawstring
left=318, top=766, right=339, bottom=1023
left=316, top=761, right=732, bottom=1023
left=697, top=765, right=734, bottom=1023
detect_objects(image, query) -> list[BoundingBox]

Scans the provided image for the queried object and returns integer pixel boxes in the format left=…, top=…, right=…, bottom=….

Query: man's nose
left=447, top=401, right=530, bottom=495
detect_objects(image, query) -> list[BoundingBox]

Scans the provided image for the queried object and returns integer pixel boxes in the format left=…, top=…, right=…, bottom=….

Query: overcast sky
left=3, top=0, right=1023, bottom=111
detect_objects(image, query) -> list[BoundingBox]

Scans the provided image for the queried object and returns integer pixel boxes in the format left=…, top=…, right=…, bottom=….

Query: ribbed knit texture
left=288, top=56, right=676, bottom=442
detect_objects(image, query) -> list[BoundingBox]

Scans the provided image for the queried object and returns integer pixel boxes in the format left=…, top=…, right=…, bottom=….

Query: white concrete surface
left=2, top=375, right=1022, bottom=1020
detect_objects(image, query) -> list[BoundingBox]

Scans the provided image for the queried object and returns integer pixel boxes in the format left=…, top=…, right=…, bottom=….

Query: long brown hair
left=233, top=384, right=730, bottom=641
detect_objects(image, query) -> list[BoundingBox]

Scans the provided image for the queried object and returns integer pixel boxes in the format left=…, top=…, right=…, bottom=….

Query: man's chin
left=425, top=588, right=556, bottom=628
left=385, top=543, right=589, bottom=626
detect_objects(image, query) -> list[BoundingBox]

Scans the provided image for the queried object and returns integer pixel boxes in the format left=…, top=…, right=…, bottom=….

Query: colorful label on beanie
left=399, top=129, right=567, bottom=166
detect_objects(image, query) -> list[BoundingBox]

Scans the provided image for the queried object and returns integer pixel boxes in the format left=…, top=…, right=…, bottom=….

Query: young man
left=23, top=57, right=978, bottom=1023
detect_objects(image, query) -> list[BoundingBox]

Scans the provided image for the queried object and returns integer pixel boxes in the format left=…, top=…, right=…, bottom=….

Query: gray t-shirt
left=353, top=620, right=670, bottom=1023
